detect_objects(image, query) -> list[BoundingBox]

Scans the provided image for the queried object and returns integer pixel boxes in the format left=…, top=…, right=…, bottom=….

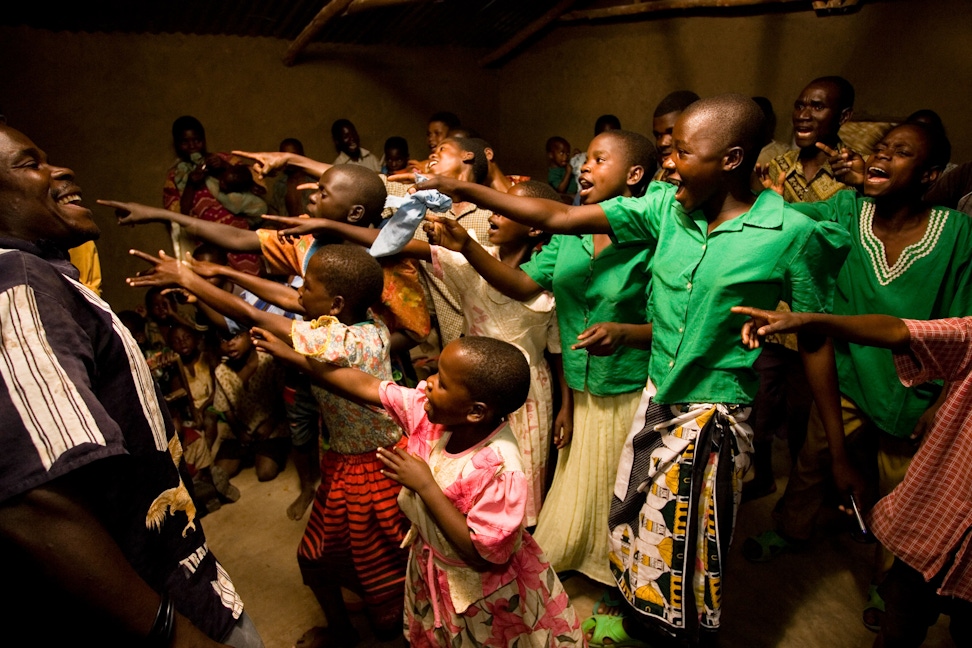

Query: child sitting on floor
left=211, top=329, right=291, bottom=483
left=127, top=243, right=409, bottom=647
left=251, top=332, right=584, bottom=647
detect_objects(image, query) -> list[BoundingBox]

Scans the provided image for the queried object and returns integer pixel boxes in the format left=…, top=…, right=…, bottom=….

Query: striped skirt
left=298, top=438, right=409, bottom=626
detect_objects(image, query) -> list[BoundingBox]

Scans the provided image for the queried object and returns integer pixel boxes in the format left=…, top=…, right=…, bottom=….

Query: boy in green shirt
left=415, top=94, right=854, bottom=645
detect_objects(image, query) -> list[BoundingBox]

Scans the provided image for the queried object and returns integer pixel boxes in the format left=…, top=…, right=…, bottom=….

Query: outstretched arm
left=104, top=200, right=261, bottom=253
left=261, top=215, right=433, bottom=261
left=231, top=151, right=331, bottom=180
left=250, top=327, right=382, bottom=408
left=189, top=257, right=303, bottom=314
left=731, top=307, right=910, bottom=352
left=415, top=176, right=612, bottom=234
left=424, top=215, right=544, bottom=301
left=127, top=250, right=293, bottom=341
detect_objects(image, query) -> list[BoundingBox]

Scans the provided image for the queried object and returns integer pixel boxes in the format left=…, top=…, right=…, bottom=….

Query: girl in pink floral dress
left=251, top=334, right=584, bottom=647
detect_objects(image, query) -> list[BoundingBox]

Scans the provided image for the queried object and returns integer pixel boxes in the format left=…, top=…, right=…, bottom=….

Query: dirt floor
left=203, top=445, right=957, bottom=648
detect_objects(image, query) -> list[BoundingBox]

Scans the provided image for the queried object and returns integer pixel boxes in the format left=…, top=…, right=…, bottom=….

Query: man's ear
left=465, top=401, right=489, bottom=424
left=461, top=151, right=475, bottom=163
left=484, top=147, right=495, bottom=163
left=346, top=204, right=366, bottom=223
left=723, top=146, right=744, bottom=172
left=328, top=295, right=345, bottom=317
left=626, top=165, right=645, bottom=187
left=838, top=107, right=854, bottom=127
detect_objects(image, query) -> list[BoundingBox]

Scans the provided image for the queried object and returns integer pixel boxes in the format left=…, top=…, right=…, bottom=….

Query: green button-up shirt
left=521, top=233, right=653, bottom=396
left=602, top=182, right=850, bottom=405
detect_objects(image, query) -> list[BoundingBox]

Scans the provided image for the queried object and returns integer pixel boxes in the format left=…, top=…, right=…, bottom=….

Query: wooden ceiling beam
left=282, top=0, right=357, bottom=66
left=345, top=0, right=424, bottom=15
left=562, top=0, right=815, bottom=21
left=480, top=0, right=579, bottom=67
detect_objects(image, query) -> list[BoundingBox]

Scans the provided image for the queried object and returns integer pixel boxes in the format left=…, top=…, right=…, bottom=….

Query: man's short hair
left=654, top=91, right=700, bottom=118
left=810, top=76, right=855, bottom=112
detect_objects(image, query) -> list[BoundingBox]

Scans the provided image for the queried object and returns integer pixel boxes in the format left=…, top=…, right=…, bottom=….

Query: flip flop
left=581, top=614, right=651, bottom=648
left=862, top=584, right=885, bottom=633
left=594, top=588, right=625, bottom=615
left=741, top=530, right=794, bottom=563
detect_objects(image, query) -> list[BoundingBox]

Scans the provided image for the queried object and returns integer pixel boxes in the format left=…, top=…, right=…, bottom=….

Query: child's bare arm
left=424, top=215, right=543, bottom=301
left=250, top=327, right=383, bottom=408
left=231, top=151, right=331, bottom=180
left=548, top=352, right=573, bottom=449
left=376, top=447, right=486, bottom=567
left=731, top=307, right=911, bottom=352
left=104, top=200, right=262, bottom=252
left=189, top=257, right=304, bottom=314
left=572, top=322, right=653, bottom=355
left=261, top=215, right=433, bottom=261
left=126, top=250, right=293, bottom=341
left=554, top=164, right=574, bottom=194
left=415, top=176, right=612, bottom=234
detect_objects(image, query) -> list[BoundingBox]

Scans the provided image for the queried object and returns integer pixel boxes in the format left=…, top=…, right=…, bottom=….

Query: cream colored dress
left=431, top=240, right=560, bottom=526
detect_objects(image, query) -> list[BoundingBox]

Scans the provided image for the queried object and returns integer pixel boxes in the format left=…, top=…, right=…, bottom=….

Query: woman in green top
left=427, top=130, right=656, bottom=588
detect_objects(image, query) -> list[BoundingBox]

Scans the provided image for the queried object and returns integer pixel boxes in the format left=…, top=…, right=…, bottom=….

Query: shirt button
left=687, top=282, right=692, bottom=290
left=669, top=361, right=675, bottom=367
left=702, top=244, right=707, bottom=250
left=679, top=327, right=684, bottom=333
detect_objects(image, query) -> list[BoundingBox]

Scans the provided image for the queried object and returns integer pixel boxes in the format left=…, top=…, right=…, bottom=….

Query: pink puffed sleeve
left=454, top=450, right=528, bottom=564
left=378, top=380, right=440, bottom=459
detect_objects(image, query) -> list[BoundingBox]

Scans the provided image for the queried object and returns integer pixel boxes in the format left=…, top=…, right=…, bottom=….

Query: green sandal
left=741, top=530, right=793, bottom=563
left=594, top=589, right=625, bottom=615
left=582, top=614, right=651, bottom=648
left=863, top=584, right=885, bottom=633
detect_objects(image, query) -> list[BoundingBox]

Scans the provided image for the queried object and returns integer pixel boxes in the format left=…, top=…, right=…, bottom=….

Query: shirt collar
left=686, top=189, right=784, bottom=234
left=0, top=236, right=79, bottom=278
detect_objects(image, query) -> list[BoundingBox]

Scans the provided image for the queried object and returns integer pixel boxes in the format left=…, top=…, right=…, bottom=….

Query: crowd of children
left=86, top=88, right=972, bottom=648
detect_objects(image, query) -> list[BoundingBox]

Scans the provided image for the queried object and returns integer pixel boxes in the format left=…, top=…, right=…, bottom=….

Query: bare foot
left=287, top=486, right=316, bottom=521
left=294, top=626, right=359, bottom=648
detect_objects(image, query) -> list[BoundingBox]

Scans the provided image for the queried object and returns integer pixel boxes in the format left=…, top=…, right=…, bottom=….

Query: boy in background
left=547, top=136, right=578, bottom=196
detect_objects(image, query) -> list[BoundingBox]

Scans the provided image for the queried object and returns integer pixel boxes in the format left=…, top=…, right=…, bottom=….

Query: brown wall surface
left=0, top=29, right=499, bottom=309
left=495, top=0, right=972, bottom=178
left=1, top=0, right=970, bottom=312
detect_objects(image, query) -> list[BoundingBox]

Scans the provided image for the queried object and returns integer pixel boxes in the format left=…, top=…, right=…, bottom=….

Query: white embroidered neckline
left=859, top=200, right=948, bottom=286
